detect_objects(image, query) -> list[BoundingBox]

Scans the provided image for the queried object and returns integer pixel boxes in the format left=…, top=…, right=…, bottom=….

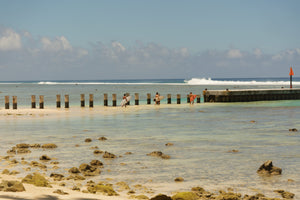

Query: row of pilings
left=3, top=93, right=201, bottom=109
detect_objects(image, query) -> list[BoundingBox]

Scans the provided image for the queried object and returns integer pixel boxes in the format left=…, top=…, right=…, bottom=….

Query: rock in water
left=257, top=160, right=282, bottom=175
left=147, top=151, right=170, bottom=159
left=289, top=128, right=298, bottom=132
left=150, top=194, right=172, bottom=200
left=22, top=173, right=52, bottom=187
left=42, top=143, right=57, bottom=148
left=0, top=180, right=25, bottom=192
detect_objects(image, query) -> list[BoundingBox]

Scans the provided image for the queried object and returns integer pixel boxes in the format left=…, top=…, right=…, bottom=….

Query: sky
left=0, top=0, right=299, bottom=81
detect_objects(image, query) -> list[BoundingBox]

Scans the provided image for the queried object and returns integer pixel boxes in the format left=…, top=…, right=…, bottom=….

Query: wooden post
left=126, top=93, right=130, bottom=105
left=135, top=93, right=139, bottom=105
left=167, top=94, right=171, bottom=104
left=187, top=94, right=190, bottom=103
left=112, top=94, right=117, bottom=107
left=89, top=94, right=93, bottom=108
left=147, top=93, right=151, bottom=104
left=80, top=94, right=85, bottom=107
left=39, top=95, right=44, bottom=109
left=31, top=95, right=36, bottom=108
left=177, top=94, right=181, bottom=104
left=5, top=96, right=9, bottom=109
left=56, top=95, right=61, bottom=108
left=197, top=95, right=201, bottom=103
left=13, top=96, right=17, bottom=110
left=65, top=95, right=69, bottom=108
left=104, top=93, right=108, bottom=106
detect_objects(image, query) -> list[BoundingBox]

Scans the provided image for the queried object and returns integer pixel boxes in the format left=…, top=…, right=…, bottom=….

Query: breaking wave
left=184, top=78, right=300, bottom=85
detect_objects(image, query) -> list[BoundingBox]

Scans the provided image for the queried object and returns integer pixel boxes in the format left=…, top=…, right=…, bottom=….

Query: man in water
left=155, top=92, right=160, bottom=105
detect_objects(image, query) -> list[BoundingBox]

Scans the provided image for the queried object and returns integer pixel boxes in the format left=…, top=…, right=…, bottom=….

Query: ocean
left=0, top=77, right=299, bottom=198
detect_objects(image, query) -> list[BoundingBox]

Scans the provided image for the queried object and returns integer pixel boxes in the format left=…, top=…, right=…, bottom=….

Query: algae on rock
left=22, top=173, right=52, bottom=187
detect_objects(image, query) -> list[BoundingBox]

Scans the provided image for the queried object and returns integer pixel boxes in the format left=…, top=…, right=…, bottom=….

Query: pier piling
left=31, top=95, right=36, bottom=108
left=112, top=94, right=117, bottom=107
left=167, top=94, right=171, bottom=104
left=126, top=93, right=130, bottom=105
left=13, top=96, right=17, bottom=110
left=5, top=96, right=9, bottom=109
left=147, top=93, right=151, bottom=104
left=197, top=95, right=201, bottom=103
left=56, top=95, right=61, bottom=108
left=65, top=95, right=69, bottom=108
left=104, top=94, right=108, bottom=106
left=80, top=94, right=85, bottom=107
left=89, top=94, right=93, bottom=108
left=39, top=95, right=44, bottom=109
left=135, top=93, right=139, bottom=105
left=177, top=94, right=181, bottom=104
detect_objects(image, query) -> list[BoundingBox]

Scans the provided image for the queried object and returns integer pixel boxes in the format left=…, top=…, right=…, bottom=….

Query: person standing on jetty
left=155, top=92, right=160, bottom=105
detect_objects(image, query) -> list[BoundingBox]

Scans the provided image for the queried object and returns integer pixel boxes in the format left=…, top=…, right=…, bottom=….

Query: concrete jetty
left=203, top=88, right=300, bottom=102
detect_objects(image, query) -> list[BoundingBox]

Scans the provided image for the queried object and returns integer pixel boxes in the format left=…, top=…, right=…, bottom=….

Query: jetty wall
left=203, top=88, right=300, bottom=102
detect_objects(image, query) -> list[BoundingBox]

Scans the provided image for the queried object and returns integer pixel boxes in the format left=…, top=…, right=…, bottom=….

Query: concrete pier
left=203, top=88, right=300, bottom=102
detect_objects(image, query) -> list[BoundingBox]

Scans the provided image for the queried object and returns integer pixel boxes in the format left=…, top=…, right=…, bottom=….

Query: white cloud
left=227, top=49, right=243, bottom=58
left=23, top=31, right=32, bottom=38
left=1, top=26, right=300, bottom=80
left=0, top=28, right=22, bottom=51
left=253, top=48, right=262, bottom=58
left=41, top=36, right=72, bottom=51
left=111, top=41, right=126, bottom=52
left=179, top=47, right=189, bottom=57
left=271, top=48, right=300, bottom=61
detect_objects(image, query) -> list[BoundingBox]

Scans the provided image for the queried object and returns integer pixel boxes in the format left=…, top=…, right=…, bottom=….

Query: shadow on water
left=0, top=195, right=101, bottom=200
left=0, top=195, right=58, bottom=200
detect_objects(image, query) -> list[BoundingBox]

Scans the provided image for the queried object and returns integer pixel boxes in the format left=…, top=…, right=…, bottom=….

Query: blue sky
left=0, top=0, right=299, bottom=80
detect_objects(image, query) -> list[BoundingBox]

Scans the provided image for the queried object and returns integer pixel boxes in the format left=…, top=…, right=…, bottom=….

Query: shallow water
left=0, top=82, right=300, bottom=198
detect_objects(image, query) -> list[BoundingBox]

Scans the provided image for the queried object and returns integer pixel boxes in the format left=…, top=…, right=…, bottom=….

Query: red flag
left=289, top=67, right=294, bottom=76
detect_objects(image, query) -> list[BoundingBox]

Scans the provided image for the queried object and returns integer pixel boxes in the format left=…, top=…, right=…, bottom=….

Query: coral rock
left=147, top=151, right=170, bottom=159
left=41, top=143, right=57, bottom=148
left=22, top=173, right=52, bottom=187
left=0, top=180, right=25, bottom=192
left=150, top=194, right=172, bottom=200
left=257, top=160, right=282, bottom=175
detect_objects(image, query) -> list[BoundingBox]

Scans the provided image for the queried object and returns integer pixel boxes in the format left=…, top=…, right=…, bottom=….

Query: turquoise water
left=0, top=79, right=299, bottom=198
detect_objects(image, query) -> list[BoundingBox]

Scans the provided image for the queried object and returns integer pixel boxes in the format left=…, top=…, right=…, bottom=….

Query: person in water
left=189, top=92, right=195, bottom=104
left=155, top=92, right=160, bottom=105
left=122, top=94, right=128, bottom=107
